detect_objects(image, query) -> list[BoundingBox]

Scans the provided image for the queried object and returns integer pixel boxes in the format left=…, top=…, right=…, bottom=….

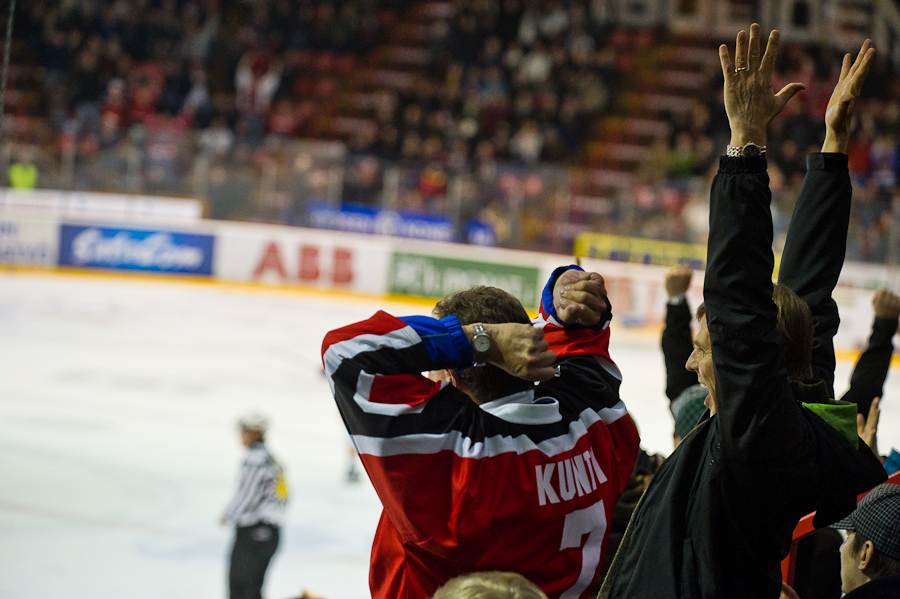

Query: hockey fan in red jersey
left=321, top=265, right=640, bottom=599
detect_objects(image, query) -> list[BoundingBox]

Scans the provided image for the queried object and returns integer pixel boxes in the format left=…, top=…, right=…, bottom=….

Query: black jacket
left=661, top=153, right=897, bottom=417
left=842, top=316, right=898, bottom=416
left=778, top=153, right=897, bottom=416
left=601, top=155, right=886, bottom=599
left=663, top=297, right=700, bottom=403
left=843, top=574, right=900, bottom=598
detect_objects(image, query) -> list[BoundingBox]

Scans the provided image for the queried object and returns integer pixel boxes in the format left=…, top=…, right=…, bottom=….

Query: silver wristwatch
left=471, top=323, right=491, bottom=367
left=726, top=142, right=766, bottom=157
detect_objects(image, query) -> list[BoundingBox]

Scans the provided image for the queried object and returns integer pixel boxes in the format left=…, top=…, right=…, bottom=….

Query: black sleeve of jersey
left=536, top=355, right=622, bottom=413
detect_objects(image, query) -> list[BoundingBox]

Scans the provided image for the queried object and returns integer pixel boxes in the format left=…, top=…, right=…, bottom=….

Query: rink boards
left=2, top=209, right=900, bottom=352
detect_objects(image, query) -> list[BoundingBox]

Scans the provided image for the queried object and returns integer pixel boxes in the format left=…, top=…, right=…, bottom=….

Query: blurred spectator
left=518, top=41, right=552, bottom=85
left=342, top=155, right=383, bottom=206
left=870, top=135, right=899, bottom=190
left=143, top=110, right=191, bottom=192
left=182, top=68, right=213, bottom=125
left=235, top=51, right=281, bottom=133
left=510, top=120, right=543, bottom=164
left=199, top=117, right=235, bottom=159
left=8, top=147, right=38, bottom=189
left=667, top=132, right=698, bottom=180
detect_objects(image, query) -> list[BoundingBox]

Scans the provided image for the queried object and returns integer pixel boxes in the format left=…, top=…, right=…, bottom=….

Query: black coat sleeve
left=777, top=154, right=852, bottom=396
left=662, top=299, right=700, bottom=402
left=841, top=316, right=897, bottom=414
left=706, top=156, right=806, bottom=462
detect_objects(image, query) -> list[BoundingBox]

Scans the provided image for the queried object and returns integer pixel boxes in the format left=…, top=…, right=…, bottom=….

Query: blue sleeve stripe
left=399, top=315, right=473, bottom=369
left=542, top=264, right=583, bottom=323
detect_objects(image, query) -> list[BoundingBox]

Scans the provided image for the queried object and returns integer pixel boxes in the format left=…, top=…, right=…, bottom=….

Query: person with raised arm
left=600, top=27, right=886, bottom=599
left=662, top=265, right=708, bottom=447
left=322, top=266, right=640, bottom=599
left=843, top=290, right=900, bottom=417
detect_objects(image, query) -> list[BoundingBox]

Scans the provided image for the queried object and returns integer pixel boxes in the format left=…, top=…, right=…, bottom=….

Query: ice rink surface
left=1, top=270, right=898, bottom=599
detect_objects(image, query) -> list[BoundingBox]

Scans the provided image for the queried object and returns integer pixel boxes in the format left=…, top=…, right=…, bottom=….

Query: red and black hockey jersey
left=321, top=266, right=640, bottom=599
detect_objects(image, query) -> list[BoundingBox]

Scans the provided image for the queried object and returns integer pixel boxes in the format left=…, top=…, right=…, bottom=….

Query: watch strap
left=726, top=142, right=767, bottom=157
left=667, top=293, right=687, bottom=306
left=472, top=323, right=490, bottom=367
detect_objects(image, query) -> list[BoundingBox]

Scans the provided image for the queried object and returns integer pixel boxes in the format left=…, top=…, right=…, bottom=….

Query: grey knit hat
left=671, top=384, right=709, bottom=439
left=832, top=483, right=900, bottom=560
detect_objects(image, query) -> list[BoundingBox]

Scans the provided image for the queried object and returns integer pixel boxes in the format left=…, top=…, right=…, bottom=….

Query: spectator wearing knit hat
left=671, top=386, right=708, bottom=446
left=661, top=270, right=900, bottom=446
left=661, top=265, right=706, bottom=447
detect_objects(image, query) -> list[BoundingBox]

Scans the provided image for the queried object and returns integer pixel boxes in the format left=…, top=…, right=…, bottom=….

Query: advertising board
left=0, top=218, right=58, bottom=266
left=214, top=223, right=391, bottom=295
left=308, top=202, right=457, bottom=242
left=0, top=189, right=204, bottom=222
left=58, top=224, right=215, bottom=275
left=389, top=252, right=541, bottom=309
left=575, top=233, right=707, bottom=269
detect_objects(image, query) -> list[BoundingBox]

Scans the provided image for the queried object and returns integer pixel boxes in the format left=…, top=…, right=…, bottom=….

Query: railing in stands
left=781, top=468, right=900, bottom=586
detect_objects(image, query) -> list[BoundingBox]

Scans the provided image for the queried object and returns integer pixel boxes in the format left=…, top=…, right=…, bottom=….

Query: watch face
left=741, top=144, right=761, bottom=157
left=473, top=333, right=491, bottom=353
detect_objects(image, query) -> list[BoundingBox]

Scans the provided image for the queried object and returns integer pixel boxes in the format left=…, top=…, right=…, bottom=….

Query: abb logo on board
left=252, top=242, right=354, bottom=285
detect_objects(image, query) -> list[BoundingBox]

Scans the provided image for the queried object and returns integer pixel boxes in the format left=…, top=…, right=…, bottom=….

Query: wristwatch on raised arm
left=471, top=323, right=492, bottom=367
left=726, top=142, right=766, bottom=157
left=667, top=293, right=687, bottom=306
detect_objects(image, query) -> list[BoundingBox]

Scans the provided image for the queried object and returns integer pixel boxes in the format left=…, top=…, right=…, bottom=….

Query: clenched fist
left=665, top=265, right=693, bottom=298
left=553, top=269, right=609, bottom=326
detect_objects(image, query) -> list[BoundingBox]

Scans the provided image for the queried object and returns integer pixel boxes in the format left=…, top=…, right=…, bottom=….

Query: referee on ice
left=221, top=413, right=288, bottom=599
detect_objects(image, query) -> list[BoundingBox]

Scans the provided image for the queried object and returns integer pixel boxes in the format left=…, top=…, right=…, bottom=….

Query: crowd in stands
left=6, top=6, right=900, bottom=596
left=5, top=0, right=900, bottom=261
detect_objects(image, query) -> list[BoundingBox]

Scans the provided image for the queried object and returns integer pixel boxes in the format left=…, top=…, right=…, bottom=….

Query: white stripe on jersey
left=323, top=325, right=422, bottom=394
left=351, top=403, right=628, bottom=458
left=353, top=371, right=435, bottom=416
left=479, top=390, right=562, bottom=425
left=532, top=314, right=611, bottom=331
left=598, top=400, right=628, bottom=425
left=532, top=313, right=565, bottom=329
left=596, top=355, right=622, bottom=381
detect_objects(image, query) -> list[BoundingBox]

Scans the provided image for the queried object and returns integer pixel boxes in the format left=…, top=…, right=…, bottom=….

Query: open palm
left=825, top=40, right=874, bottom=146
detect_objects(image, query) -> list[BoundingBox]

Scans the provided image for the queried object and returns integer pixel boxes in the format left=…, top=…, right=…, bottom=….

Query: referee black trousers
left=229, top=523, right=279, bottom=599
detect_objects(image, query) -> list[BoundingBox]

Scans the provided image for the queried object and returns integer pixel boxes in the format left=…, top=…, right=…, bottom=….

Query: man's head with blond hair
left=432, top=572, right=548, bottom=599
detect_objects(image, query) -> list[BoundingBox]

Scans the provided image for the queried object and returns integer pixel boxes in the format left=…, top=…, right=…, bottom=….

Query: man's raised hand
left=857, top=397, right=881, bottom=459
left=553, top=269, right=609, bottom=326
left=873, top=288, right=900, bottom=320
left=665, top=265, right=693, bottom=298
left=824, top=39, right=874, bottom=153
left=719, top=24, right=806, bottom=147
left=484, top=323, right=557, bottom=381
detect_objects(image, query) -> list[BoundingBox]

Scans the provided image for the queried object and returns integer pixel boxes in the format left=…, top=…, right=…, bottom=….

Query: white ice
left=1, top=271, right=898, bottom=599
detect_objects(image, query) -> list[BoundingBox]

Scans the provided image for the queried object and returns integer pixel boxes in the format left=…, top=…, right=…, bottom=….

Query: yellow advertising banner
left=574, top=233, right=782, bottom=274
left=574, top=233, right=706, bottom=269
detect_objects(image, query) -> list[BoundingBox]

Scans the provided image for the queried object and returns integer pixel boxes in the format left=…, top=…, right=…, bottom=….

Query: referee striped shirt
left=223, top=442, right=288, bottom=527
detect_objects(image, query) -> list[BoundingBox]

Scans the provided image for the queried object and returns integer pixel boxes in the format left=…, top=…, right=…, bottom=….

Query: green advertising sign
left=390, top=253, right=540, bottom=309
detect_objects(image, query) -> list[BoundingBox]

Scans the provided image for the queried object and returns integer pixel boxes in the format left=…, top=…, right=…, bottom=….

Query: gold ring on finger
left=734, top=66, right=749, bottom=72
